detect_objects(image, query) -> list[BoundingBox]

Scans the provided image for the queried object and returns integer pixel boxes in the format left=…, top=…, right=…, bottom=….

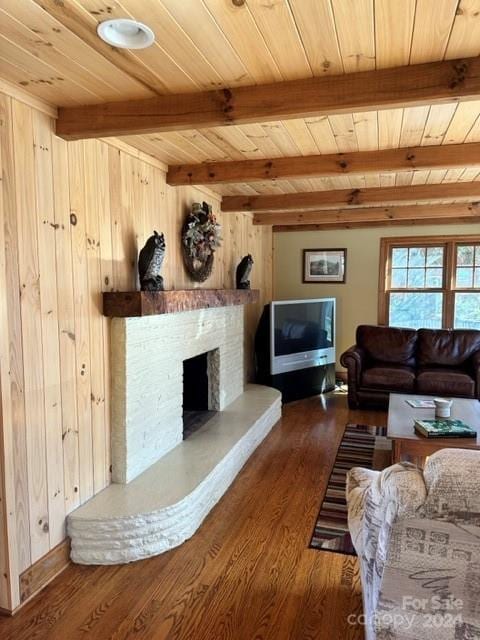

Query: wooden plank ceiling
left=1, top=0, right=480, bottom=228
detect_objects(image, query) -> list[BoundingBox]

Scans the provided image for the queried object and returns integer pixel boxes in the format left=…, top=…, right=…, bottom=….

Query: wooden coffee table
left=387, top=393, right=480, bottom=465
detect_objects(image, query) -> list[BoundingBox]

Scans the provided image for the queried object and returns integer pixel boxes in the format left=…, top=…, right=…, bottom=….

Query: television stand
left=258, top=363, right=336, bottom=403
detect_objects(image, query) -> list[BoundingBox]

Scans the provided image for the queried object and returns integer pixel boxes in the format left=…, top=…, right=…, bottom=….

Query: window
left=379, top=236, right=480, bottom=330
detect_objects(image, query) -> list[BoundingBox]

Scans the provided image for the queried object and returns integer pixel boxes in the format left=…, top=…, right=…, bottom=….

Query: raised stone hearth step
left=68, top=385, right=281, bottom=564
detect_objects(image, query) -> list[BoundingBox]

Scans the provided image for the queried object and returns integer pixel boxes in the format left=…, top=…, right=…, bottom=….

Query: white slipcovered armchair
left=347, top=448, right=480, bottom=640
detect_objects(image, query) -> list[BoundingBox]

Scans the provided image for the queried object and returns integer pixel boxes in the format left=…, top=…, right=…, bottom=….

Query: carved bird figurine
left=138, top=231, right=166, bottom=291
left=236, top=254, right=253, bottom=289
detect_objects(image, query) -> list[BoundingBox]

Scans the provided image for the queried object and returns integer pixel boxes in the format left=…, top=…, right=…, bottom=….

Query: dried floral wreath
left=182, top=201, right=222, bottom=282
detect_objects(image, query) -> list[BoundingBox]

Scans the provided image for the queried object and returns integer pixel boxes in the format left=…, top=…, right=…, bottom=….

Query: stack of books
left=414, top=418, right=477, bottom=439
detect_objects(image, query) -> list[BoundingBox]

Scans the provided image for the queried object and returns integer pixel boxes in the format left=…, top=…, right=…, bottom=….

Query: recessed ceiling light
left=97, top=19, right=155, bottom=49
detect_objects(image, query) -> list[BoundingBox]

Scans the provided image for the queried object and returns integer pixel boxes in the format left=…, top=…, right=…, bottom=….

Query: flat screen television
left=270, top=298, right=335, bottom=375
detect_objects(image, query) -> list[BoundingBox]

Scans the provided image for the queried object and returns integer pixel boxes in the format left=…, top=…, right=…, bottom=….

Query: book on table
left=406, top=398, right=435, bottom=408
left=414, top=418, right=477, bottom=438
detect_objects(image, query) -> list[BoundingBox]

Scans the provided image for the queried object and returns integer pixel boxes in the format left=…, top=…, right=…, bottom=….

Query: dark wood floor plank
left=0, top=393, right=386, bottom=640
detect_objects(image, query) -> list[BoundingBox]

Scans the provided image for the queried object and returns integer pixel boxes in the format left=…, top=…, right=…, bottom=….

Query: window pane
left=456, top=267, right=473, bottom=288
left=389, top=292, right=443, bottom=329
left=457, top=245, right=475, bottom=266
left=454, top=293, right=480, bottom=330
left=407, top=268, right=425, bottom=288
left=425, top=268, right=443, bottom=288
left=391, top=268, right=407, bottom=288
left=475, top=247, right=480, bottom=266
left=408, top=247, right=426, bottom=267
left=392, top=247, right=408, bottom=267
left=475, top=268, right=480, bottom=288
left=426, top=246, right=443, bottom=267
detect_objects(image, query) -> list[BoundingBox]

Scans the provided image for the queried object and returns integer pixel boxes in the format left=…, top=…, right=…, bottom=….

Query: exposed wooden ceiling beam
left=167, top=142, right=480, bottom=186
left=222, top=181, right=480, bottom=212
left=254, top=202, right=480, bottom=228
left=273, top=216, right=480, bottom=232
left=56, top=57, right=480, bottom=140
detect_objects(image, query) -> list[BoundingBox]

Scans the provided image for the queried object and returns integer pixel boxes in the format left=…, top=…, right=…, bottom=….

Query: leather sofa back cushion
left=356, top=325, right=417, bottom=365
left=417, top=329, right=480, bottom=366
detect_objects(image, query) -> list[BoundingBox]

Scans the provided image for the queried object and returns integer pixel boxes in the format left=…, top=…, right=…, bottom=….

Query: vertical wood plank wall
left=0, top=91, right=273, bottom=610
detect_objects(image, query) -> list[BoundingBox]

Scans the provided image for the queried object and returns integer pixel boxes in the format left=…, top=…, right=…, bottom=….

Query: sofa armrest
left=346, top=462, right=426, bottom=629
left=423, top=448, right=480, bottom=518
left=471, top=349, right=480, bottom=397
left=340, top=345, right=366, bottom=386
left=347, top=462, right=427, bottom=556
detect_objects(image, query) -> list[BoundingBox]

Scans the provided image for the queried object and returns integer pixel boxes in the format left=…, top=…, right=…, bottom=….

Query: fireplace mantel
left=103, top=288, right=259, bottom=317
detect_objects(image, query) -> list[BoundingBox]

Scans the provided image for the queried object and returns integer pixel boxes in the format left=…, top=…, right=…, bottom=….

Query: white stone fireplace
left=111, top=305, right=245, bottom=483
left=67, top=295, right=281, bottom=564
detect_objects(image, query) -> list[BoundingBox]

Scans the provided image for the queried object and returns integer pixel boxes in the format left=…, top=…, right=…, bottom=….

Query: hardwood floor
left=0, top=392, right=386, bottom=640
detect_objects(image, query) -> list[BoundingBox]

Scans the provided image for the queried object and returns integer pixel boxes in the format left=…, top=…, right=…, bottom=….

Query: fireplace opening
left=183, top=351, right=217, bottom=439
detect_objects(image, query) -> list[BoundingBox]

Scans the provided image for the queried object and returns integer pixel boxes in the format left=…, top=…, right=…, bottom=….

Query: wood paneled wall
left=0, top=90, right=273, bottom=610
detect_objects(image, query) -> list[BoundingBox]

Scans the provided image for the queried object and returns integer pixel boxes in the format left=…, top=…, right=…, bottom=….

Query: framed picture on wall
left=303, top=248, right=347, bottom=283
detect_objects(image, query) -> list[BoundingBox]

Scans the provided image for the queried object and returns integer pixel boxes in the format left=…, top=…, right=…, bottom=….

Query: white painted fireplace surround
left=68, top=302, right=281, bottom=564
left=112, top=305, right=245, bottom=484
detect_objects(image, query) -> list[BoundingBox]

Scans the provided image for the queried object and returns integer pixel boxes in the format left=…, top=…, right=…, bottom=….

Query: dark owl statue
left=236, top=254, right=253, bottom=289
left=138, top=231, right=166, bottom=291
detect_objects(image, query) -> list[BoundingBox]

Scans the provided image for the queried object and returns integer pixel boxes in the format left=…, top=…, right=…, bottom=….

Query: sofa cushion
left=356, top=325, right=417, bottom=366
left=417, top=328, right=480, bottom=367
left=362, top=364, right=415, bottom=391
left=416, top=367, right=475, bottom=397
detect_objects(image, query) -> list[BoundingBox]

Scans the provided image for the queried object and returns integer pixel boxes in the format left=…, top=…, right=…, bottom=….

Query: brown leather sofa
left=340, top=325, right=480, bottom=409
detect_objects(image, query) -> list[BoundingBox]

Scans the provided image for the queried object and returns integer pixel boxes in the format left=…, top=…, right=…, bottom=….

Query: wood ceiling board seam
left=0, top=55, right=83, bottom=107
left=165, top=130, right=227, bottom=163
left=118, top=135, right=183, bottom=166
left=74, top=0, right=187, bottom=95
left=420, top=102, right=459, bottom=145
left=201, top=0, right=283, bottom=83
left=2, top=0, right=152, bottom=98
left=442, top=100, right=480, bottom=143
left=305, top=117, right=339, bottom=154
left=287, top=0, right=344, bottom=76
left=331, top=0, right=376, bottom=73
left=352, top=110, right=379, bottom=151
left=31, top=0, right=167, bottom=95
left=444, top=0, right=480, bottom=60
left=409, top=0, right=458, bottom=63
left=239, top=123, right=287, bottom=159
left=378, top=108, right=404, bottom=149
left=79, top=0, right=203, bottom=93
left=258, top=121, right=304, bottom=157
left=197, top=129, right=249, bottom=161
left=174, top=130, right=231, bottom=162
left=0, top=33, right=98, bottom=105
left=243, top=0, right=313, bottom=80
left=374, top=0, right=416, bottom=69
left=115, top=0, right=224, bottom=91
left=328, top=113, right=359, bottom=152
left=399, top=105, right=431, bottom=147
left=0, top=9, right=129, bottom=102
left=141, top=133, right=205, bottom=164
left=464, top=113, right=480, bottom=142
left=158, top=0, right=250, bottom=86
left=281, top=119, right=321, bottom=155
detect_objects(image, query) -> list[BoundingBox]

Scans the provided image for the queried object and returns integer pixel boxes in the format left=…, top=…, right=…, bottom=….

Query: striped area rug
left=309, top=424, right=389, bottom=556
